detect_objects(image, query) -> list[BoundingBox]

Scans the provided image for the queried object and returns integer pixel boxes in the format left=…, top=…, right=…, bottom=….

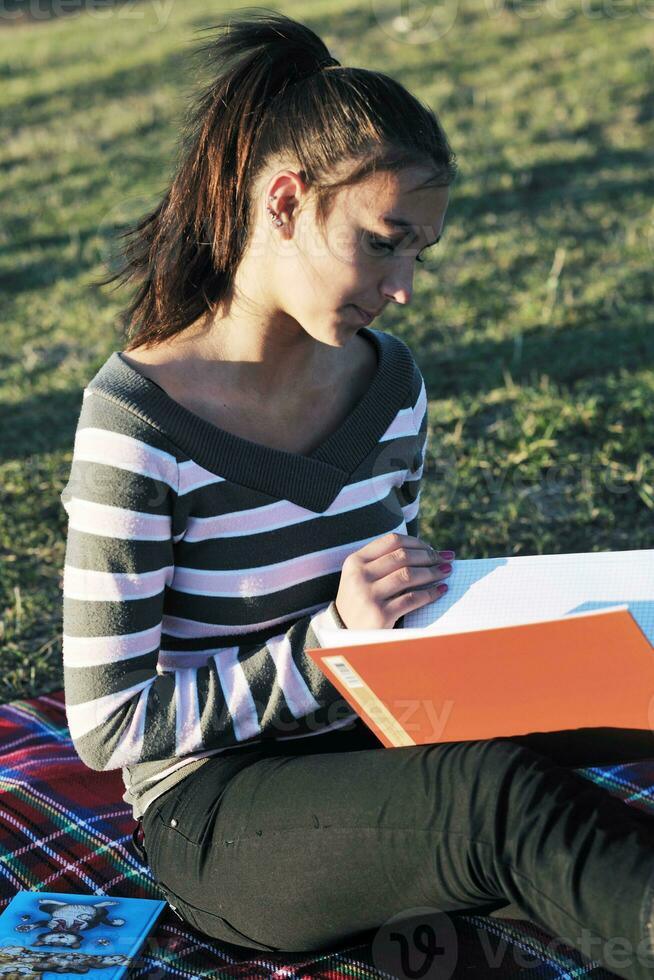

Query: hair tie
left=292, top=55, right=340, bottom=83
left=316, top=56, right=340, bottom=71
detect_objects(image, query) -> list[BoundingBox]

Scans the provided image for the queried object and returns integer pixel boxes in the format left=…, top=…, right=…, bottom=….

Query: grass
left=1, top=0, right=652, bottom=703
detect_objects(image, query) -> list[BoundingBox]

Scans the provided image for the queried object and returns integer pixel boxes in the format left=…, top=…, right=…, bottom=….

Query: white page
left=318, top=549, right=654, bottom=649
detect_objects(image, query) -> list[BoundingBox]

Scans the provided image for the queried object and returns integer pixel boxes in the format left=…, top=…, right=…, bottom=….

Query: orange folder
left=306, top=607, right=654, bottom=747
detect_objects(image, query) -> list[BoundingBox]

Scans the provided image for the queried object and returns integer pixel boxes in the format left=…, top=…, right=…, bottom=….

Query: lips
left=353, top=305, right=376, bottom=324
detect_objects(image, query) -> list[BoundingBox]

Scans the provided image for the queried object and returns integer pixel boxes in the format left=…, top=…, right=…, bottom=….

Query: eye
left=369, top=237, right=395, bottom=254
left=369, top=237, right=431, bottom=264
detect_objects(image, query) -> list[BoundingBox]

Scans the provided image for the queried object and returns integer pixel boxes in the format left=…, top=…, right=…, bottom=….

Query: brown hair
left=96, top=7, right=459, bottom=352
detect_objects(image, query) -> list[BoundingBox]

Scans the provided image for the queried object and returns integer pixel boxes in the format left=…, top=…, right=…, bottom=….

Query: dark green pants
left=137, top=721, right=654, bottom=979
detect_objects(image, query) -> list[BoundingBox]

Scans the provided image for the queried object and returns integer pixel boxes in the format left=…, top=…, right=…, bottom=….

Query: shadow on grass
left=0, top=387, right=84, bottom=463
left=0, top=225, right=107, bottom=297
left=2, top=47, right=187, bottom=130
left=418, top=317, right=654, bottom=397
left=3, top=5, right=652, bottom=458
left=453, top=147, right=654, bottom=220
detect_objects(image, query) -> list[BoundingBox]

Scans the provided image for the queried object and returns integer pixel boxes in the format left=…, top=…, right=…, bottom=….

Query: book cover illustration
left=0, top=892, right=166, bottom=979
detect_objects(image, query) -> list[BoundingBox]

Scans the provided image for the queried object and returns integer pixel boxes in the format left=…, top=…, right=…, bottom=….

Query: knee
left=475, top=737, right=552, bottom=784
left=421, top=737, right=552, bottom=811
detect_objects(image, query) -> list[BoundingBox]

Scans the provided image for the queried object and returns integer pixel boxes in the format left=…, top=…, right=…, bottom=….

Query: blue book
left=0, top=891, right=166, bottom=979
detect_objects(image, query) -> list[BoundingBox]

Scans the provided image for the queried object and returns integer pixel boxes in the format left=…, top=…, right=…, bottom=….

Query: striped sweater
left=60, top=325, right=428, bottom=820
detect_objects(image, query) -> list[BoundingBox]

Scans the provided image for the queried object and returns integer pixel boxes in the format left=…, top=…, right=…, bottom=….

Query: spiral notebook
left=306, top=549, right=654, bottom=746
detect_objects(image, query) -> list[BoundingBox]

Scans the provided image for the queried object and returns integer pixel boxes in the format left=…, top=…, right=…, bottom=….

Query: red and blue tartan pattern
left=1, top=689, right=653, bottom=979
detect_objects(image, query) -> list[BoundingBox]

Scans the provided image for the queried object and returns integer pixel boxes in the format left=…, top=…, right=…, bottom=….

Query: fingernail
left=438, top=550, right=455, bottom=560
left=437, top=583, right=449, bottom=594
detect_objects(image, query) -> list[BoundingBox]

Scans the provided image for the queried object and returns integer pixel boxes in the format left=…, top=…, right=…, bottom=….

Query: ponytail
left=95, top=7, right=458, bottom=351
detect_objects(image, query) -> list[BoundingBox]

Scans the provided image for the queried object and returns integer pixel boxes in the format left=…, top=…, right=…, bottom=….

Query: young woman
left=61, top=10, right=654, bottom=977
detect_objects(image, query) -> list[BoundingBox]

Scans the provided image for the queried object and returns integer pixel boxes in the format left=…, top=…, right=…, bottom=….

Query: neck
left=147, top=310, right=351, bottom=403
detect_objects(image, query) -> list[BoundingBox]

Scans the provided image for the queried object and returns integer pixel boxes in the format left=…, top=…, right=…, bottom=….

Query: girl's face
left=260, top=164, right=450, bottom=347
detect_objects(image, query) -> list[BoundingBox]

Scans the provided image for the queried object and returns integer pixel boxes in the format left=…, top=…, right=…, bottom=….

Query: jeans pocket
left=145, top=777, right=222, bottom=850
left=164, top=785, right=227, bottom=848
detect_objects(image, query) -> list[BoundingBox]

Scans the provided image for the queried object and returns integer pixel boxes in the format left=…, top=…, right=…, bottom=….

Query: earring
left=267, top=195, right=283, bottom=227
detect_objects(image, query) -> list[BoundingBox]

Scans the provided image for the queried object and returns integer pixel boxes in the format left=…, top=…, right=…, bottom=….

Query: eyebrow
left=381, top=216, right=442, bottom=247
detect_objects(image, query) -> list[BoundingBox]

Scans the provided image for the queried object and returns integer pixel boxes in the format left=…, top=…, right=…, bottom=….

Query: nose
left=381, top=262, right=414, bottom=306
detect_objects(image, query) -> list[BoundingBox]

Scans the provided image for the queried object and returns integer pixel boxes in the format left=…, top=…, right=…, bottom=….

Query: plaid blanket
left=1, top=691, right=653, bottom=979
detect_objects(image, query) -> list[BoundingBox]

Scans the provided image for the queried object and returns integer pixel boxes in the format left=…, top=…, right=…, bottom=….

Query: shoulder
left=78, top=353, right=184, bottom=457
left=63, top=355, right=183, bottom=501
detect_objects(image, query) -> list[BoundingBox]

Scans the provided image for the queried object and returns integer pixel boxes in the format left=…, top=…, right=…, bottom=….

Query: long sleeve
left=399, top=376, right=429, bottom=540
left=60, top=400, right=349, bottom=773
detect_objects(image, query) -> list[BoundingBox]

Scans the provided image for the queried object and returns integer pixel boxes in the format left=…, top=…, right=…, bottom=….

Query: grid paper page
left=317, top=549, right=654, bottom=649
left=404, top=548, right=654, bottom=644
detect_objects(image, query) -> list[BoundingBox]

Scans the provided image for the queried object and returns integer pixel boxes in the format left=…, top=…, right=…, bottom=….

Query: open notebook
left=306, top=549, right=654, bottom=746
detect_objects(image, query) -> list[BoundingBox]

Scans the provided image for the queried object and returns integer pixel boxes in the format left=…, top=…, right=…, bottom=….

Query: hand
left=334, top=532, right=455, bottom=629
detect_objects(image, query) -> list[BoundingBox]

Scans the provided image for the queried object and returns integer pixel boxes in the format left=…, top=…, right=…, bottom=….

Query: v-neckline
left=89, top=326, right=416, bottom=513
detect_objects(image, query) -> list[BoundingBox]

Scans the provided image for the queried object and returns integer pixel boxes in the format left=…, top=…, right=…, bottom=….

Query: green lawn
left=1, top=0, right=652, bottom=703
